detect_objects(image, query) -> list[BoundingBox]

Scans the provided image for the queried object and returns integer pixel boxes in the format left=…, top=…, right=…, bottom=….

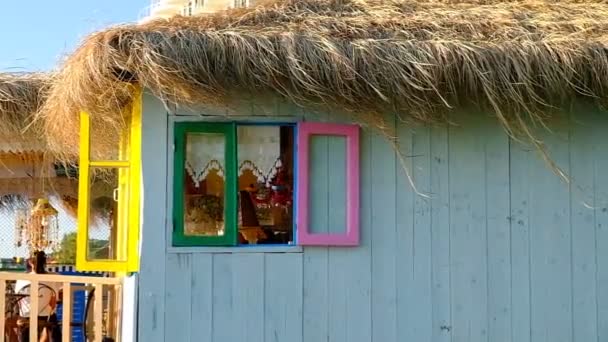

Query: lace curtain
left=185, top=126, right=281, bottom=187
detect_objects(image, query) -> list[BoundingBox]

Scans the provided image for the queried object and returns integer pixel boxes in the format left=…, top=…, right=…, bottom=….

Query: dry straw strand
left=0, top=0, right=605, bottom=189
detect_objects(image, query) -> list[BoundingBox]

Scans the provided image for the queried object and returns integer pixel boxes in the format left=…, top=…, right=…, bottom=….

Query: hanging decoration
left=14, top=198, right=60, bottom=253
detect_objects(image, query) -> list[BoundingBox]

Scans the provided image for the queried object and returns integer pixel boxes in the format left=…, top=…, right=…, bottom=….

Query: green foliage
left=52, top=232, right=109, bottom=265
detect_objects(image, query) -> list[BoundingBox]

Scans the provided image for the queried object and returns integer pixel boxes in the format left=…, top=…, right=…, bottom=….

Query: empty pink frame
left=296, top=122, right=360, bottom=246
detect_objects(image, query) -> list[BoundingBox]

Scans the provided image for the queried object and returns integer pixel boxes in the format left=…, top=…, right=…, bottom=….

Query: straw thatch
left=0, top=75, right=120, bottom=216
left=20, top=0, right=608, bottom=173
left=35, top=0, right=608, bottom=154
left=0, top=74, right=122, bottom=215
left=0, top=73, right=50, bottom=147
left=0, top=73, right=78, bottom=208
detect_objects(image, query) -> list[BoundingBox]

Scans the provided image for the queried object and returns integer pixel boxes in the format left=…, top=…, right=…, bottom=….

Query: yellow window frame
left=76, top=86, right=142, bottom=272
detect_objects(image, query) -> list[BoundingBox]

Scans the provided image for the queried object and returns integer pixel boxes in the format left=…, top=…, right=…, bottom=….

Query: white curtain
left=185, top=126, right=281, bottom=187
left=185, top=132, right=225, bottom=187
left=237, top=126, right=281, bottom=183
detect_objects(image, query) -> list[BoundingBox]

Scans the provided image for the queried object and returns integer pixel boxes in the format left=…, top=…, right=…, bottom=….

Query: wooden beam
left=0, top=272, right=121, bottom=285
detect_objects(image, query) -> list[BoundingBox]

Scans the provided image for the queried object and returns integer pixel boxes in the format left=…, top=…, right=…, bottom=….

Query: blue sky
left=0, top=0, right=150, bottom=72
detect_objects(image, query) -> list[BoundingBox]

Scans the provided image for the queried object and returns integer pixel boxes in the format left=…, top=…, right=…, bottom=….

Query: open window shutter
left=172, top=122, right=238, bottom=246
left=296, top=122, right=360, bottom=246
left=76, top=87, right=142, bottom=272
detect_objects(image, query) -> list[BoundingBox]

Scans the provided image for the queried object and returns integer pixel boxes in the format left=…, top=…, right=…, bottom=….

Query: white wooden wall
left=138, top=93, right=608, bottom=342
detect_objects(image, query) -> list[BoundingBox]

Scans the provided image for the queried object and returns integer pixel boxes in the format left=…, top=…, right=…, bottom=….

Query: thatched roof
left=0, top=73, right=50, bottom=150
left=0, top=0, right=605, bottom=159
left=0, top=150, right=78, bottom=210
left=0, top=73, right=76, bottom=207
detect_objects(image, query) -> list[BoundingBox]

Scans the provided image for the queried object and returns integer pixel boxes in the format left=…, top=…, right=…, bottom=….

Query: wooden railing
left=0, top=272, right=123, bottom=342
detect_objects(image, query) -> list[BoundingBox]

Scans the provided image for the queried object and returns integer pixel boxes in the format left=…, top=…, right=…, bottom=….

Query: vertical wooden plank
left=138, top=93, right=168, bottom=342
left=569, top=107, right=598, bottom=342
left=448, top=112, right=488, bottom=342
left=264, top=253, right=303, bottom=342
left=62, top=283, right=73, bottom=342
left=325, top=132, right=349, bottom=342
left=302, top=247, right=329, bottom=342
left=597, top=205, right=608, bottom=341
left=430, top=124, right=452, bottom=342
left=108, top=285, right=116, bottom=337
left=119, top=276, right=133, bottom=342
left=164, top=254, right=192, bottom=342
left=412, top=124, right=433, bottom=342
left=0, top=279, right=5, bottom=342
left=370, top=116, right=397, bottom=342
left=29, top=280, right=39, bottom=342
left=509, top=138, right=532, bottom=342
left=527, top=116, right=572, bottom=342
left=232, top=254, right=265, bottom=342
left=395, top=122, right=425, bottom=341
left=190, top=254, right=213, bottom=342
left=302, top=108, right=329, bottom=342
left=592, top=106, right=608, bottom=342
left=212, top=254, right=234, bottom=342
left=341, top=126, right=372, bottom=342
left=94, top=284, right=104, bottom=342
left=483, top=116, right=512, bottom=342
left=114, top=283, right=124, bottom=342
left=327, top=248, right=347, bottom=342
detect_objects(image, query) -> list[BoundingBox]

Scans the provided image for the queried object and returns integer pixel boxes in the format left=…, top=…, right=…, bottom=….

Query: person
left=14, top=251, right=62, bottom=342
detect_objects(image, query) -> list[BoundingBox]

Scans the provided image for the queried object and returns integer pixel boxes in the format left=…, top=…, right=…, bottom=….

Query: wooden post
left=114, top=284, right=123, bottom=342
left=0, top=279, right=5, bottom=342
left=29, top=280, right=39, bottom=342
left=61, top=283, right=72, bottom=342
left=94, top=284, right=104, bottom=342
left=108, top=285, right=116, bottom=338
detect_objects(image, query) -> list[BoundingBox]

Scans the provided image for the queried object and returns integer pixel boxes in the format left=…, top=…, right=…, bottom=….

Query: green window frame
left=173, top=122, right=238, bottom=246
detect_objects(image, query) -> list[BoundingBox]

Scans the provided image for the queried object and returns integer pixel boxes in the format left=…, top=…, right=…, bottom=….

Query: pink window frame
left=296, top=122, right=360, bottom=246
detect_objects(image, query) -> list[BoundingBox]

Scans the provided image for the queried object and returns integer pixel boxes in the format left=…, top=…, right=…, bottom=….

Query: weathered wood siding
left=138, top=93, right=608, bottom=342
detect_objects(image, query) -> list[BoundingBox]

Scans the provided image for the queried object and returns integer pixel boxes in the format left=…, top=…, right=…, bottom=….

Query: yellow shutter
left=76, top=86, right=142, bottom=272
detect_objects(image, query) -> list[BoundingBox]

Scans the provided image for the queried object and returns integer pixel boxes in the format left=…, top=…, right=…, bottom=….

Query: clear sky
left=0, top=0, right=150, bottom=72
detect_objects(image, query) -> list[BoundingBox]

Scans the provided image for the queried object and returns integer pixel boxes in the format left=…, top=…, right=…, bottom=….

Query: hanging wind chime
left=15, top=198, right=60, bottom=253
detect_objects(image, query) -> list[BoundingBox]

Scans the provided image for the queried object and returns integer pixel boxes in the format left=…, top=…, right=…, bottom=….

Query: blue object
left=50, top=266, right=107, bottom=342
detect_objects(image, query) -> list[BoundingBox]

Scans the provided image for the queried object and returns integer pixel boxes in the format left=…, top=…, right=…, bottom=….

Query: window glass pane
left=89, top=117, right=130, bottom=161
left=237, top=125, right=294, bottom=245
left=87, top=167, right=129, bottom=261
left=184, top=132, right=226, bottom=237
